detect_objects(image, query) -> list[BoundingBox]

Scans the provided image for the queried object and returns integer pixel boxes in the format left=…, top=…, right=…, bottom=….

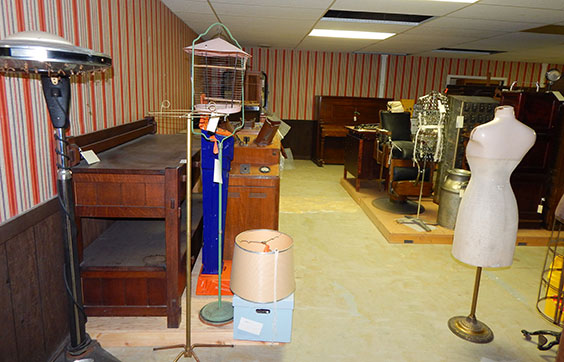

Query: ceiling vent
left=522, top=25, right=564, bottom=35
left=433, top=48, right=505, bottom=55
left=322, top=10, right=432, bottom=26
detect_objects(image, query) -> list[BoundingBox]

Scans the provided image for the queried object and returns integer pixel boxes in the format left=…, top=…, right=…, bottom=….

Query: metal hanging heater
left=0, top=31, right=118, bottom=361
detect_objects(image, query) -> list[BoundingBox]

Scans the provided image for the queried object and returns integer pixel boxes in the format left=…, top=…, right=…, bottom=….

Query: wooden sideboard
left=501, top=92, right=564, bottom=228
left=313, top=96, right=391, bottom=166
left=69, top=119, right=201, bottom=328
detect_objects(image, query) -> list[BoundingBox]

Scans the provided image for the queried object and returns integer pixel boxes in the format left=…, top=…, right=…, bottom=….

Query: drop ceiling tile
left=162, top=0, right=209, bottom=12
left=411, top=22, right=504, bottom=38
left=212, top=0, right=333, bottom=9
left=211, top=3, right=324, bottom=20
left=458, top=32, right=564, bottom=51
left=411, top=51, right=485, bottom=59
left=422, top=16, right=544, bottom=32
left=297, top=37, right=382, bottom=52
left=359, top=42, right=437, bottom=55
left=315, top=20, right=412, bottom=33
left=478, top=0, right=564, bottom=10
left=449, top=4, right=564, bottom=24
left=218, top=16, right=314, bottom=47
left=176, top=14, right=221, bottom=35
left=331, top=0, right=469, bottom=17
left=386, top=32, right=483, bottom=44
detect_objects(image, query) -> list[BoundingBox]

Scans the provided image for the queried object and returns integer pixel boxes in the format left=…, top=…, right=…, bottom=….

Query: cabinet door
left=223, top=185, right=279, bottom=259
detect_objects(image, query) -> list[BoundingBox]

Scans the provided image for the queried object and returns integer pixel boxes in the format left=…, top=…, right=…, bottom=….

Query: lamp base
left=448, top=316, right=494, bottom=344
left=199, top=301, right=233, bottom=326
left=372, top=197, right=424, bottom=215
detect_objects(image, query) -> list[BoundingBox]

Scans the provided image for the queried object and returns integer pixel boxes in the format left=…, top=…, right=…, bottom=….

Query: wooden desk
left=72, top=129, right=200, bottom=328
left=343, top=126, right=379, bottom=191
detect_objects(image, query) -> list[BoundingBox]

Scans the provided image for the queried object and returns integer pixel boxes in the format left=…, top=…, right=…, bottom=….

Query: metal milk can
left=437, top=168, right=471, bottom=229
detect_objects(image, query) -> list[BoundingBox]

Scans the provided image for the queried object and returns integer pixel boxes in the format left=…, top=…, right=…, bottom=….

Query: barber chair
left=373, top=111, right=433, bottom=214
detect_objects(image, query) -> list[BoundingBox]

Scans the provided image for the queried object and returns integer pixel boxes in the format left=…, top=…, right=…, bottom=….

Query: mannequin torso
left=452, top=106, right=536, bottom=268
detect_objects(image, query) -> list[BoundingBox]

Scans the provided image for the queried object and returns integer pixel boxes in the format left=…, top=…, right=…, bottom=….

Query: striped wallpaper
left=0, top=0, right=196, bottom=223
left=243, top=46, right=564, bottom=121
left=1, top=2, right=563, bottom=223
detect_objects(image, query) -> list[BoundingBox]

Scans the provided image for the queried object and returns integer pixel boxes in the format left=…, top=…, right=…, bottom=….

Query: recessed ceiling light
left=433, top=48, right=504, bottom=55
left=322, top=10, right=432, bottom=26
left=309, top=29, right=395, bottom=40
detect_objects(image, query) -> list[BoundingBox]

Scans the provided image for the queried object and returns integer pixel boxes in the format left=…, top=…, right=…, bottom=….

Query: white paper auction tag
left=206, top=113, right=220, bottom=132
left=213, top=158, right=222, bottom=184
left=237, top=317, right=263, bottom=336
left=456, top=115, right=464, bottom=128
left=80, top=150, right=100, bottom=165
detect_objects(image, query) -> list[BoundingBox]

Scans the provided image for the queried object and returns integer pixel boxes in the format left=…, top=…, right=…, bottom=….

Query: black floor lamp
left=0, top=31, right=118, bottom=362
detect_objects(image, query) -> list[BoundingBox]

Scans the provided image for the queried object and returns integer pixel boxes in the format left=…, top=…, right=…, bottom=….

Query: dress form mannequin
left=452, top=106, right=536, bottom=268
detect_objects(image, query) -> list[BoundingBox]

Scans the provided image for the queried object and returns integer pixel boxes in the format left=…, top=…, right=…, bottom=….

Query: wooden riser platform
left=341, top=177, right=551, bottom=246
left=86, top=253, right=275, bottom=347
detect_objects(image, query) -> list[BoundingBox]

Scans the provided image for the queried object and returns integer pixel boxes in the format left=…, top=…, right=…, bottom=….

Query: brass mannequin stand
left=448, top=267, right=494, bottom=343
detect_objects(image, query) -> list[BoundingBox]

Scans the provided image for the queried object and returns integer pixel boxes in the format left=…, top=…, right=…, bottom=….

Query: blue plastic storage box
left=233, top=293, right=294, bottom=343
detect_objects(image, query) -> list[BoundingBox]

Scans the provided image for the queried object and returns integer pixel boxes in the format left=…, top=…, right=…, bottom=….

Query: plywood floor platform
left=86, top=253, right=274, bottom=347
left=340, top=177, right=551, bottom=246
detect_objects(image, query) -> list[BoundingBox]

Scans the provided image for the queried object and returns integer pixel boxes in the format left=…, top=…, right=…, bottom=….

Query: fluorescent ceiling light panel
left=309, top=29, right=395, bottom=40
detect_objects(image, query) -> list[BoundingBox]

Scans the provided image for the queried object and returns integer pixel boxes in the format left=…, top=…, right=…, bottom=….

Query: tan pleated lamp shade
left=230, top=229, right=295, bottom=303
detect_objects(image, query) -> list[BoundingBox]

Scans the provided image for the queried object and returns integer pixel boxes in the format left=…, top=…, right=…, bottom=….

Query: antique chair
left=373, top=111, right=433, bottom=214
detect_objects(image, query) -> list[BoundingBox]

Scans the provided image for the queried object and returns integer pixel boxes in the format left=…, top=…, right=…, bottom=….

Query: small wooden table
left=72, top=123, right=200, bottom=328
left=343, top=126, right=380, bottom=191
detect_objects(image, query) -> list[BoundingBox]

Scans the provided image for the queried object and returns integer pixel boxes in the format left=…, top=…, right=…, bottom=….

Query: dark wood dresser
left=70, top=119, right=201, bottom=328
left=313, top=96, right=390, bottom=166
left=501, top=92, right=564, bottom=228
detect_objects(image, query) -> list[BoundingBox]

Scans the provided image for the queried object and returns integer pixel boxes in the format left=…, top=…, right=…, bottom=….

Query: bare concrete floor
left=106, top=160, right=558, bottom=362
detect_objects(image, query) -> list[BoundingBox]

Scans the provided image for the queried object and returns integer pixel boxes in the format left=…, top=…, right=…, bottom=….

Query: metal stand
left=396, top=162, right=433, bottom=232
left=448, top=267, right=494, bottom=343
left=41, top=76, right=119, bottom=362
left=153, top=116, right=233, bottom=360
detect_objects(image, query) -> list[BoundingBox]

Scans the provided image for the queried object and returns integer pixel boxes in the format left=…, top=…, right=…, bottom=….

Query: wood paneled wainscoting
left=0, top=198, right=68, bottom=362
left=0, top=198, right=113, bottom=362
